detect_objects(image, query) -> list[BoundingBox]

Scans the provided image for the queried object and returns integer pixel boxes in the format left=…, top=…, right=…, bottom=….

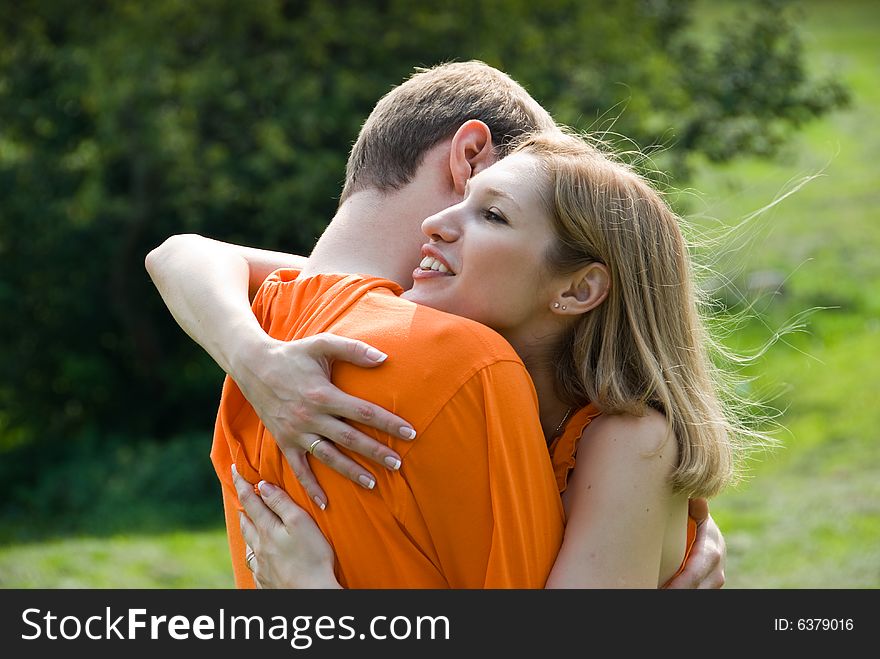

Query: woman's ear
left=449, top=120, right=495, bottom=195
left=551, top=263, right=610, bottom=316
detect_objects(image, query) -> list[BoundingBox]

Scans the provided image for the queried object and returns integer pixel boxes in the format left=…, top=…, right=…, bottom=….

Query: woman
left=232, top=129, right=762, bottom=588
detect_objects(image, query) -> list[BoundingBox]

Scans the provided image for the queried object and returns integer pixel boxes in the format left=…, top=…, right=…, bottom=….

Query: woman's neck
left=512, top=336, right=572, bottom=444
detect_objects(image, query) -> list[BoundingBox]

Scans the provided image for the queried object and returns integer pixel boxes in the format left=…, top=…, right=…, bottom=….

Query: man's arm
left=402, top=360, right=565, bottom=588
left=145, top=234, right=416, bottom=506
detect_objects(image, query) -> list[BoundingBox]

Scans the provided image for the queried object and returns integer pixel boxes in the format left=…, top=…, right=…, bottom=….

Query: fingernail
left=257, top=480, right=274, bottom=496
left=366, top=347, right=387, bottom=362
left=358, top=475, right=376, bottom=489
left=384, top=456, right=402, bottom=470
left=313, top=496, right=327, bottom=511
left=231, top=464, right=239, bottom=478
left=399, top=426, right=416, bottom=440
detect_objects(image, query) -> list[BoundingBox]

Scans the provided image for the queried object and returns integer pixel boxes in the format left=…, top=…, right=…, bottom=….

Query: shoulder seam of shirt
left=412, top=357, right=533, bottom=436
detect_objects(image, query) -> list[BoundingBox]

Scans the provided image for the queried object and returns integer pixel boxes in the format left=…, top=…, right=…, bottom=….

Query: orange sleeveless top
left=548, top=404, right=697, bottom=585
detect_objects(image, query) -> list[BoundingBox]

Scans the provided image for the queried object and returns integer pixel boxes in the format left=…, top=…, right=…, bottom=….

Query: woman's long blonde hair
left=515, top=130, right=767, bottom=498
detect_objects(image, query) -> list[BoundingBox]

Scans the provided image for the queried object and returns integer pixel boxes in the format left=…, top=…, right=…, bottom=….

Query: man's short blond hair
left=340, top=60, right=556, bottom=203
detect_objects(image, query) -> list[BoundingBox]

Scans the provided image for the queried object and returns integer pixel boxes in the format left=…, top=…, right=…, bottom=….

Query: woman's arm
left=145, top=234, right=416, bottom=506
left=145, top=233, right=305, bottom=373
left=545, top=410, right=685, bottom=588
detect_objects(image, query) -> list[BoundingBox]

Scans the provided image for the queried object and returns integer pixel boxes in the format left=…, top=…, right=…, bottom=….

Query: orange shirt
left=210, top=270, right=565, bottom=589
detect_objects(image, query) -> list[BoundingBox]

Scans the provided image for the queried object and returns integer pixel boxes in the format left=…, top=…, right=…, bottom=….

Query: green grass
left=1, top=0, right=877, bottom=589
left=0, top=530, right=233, bottom=588
left=685, top=0, right=880, bottom=588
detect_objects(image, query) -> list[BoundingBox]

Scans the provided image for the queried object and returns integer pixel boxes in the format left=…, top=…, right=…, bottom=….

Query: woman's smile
left=412, top=244, right=456, bottom=279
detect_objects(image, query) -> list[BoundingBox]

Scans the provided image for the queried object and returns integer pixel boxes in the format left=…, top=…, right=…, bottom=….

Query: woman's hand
left=663, top=498, right=726, bottom=589
left=233, top=465, right=342, bottom=589
left=232, top=331, right=417, bottom=508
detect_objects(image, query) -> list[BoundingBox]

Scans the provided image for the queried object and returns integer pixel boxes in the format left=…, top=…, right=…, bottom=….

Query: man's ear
left=551, top=262, right=610, bottom=316
left=449, top=120, right=495, bottom=195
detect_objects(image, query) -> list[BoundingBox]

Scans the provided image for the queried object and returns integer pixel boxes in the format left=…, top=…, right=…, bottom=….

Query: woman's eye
left=482, top=209, right=508, bottom=225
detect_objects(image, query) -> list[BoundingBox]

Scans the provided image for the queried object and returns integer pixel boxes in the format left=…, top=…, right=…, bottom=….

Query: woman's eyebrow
left=483, top=186, right=521, bottom=210
left=464, top=179, right=521, bottom=211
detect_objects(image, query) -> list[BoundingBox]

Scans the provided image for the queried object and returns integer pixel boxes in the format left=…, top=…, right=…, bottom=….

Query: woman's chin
left=401, top=287, right=453, bottom=314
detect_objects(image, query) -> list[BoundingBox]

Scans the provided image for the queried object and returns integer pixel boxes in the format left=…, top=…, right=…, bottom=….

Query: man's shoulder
left=344, top=288, right=522, bottom=369
left=335, top=295, right=535, bottom=433
left=259, top=271, right=518, bottom=362
left=257, top=271, right=528, bottom=406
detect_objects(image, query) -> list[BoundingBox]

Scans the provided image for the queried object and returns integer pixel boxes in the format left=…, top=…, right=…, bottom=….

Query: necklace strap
left=554, top=406, right=575, bottom=436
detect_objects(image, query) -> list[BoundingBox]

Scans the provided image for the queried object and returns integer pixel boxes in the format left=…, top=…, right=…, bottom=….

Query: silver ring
left=307, top=438, right=324, bottom=455
left=245, top=549, right=256, bottom=571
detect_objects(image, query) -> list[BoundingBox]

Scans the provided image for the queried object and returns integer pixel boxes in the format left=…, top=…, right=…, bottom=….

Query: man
left=146, top=61, right=725, bottom=588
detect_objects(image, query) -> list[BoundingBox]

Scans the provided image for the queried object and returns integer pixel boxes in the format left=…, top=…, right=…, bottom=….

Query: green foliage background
left=1, top=0, right=874, bottom=587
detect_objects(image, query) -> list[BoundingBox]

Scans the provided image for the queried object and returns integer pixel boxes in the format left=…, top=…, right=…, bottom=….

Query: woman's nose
left=421, top=206, right=462, bottom=243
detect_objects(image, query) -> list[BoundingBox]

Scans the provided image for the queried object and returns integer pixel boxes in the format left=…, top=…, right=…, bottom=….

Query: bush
left=0, top=432, right=221, bottom=543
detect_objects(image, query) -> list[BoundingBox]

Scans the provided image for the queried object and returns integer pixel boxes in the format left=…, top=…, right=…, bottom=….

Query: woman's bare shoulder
left=580, top=407, right=676, bottom=464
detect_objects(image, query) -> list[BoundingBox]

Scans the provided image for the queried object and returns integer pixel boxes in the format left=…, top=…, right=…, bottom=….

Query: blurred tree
left=0, top=0, right=847, bottom=470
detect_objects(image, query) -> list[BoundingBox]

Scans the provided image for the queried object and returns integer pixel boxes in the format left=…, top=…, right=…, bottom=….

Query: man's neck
left=300, top=144, right=457, bottom=288
left=299, top=188, right=433, bottom=288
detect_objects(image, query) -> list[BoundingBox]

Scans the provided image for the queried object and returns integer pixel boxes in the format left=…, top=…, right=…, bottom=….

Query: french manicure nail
left=399, top=426, right=416, bottom=440
left=384, top=456, right=402, bottom=470
left=257, top=480, right=272, bottom=496
left=358, top=475, right=376, bottom=490
left=313, top=496, right=326, bottom=511
left=366, top=347, right=387, bottom=362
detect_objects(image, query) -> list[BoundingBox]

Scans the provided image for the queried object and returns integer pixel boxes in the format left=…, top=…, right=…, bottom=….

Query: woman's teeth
left=419, top=256, right=450, bottom=273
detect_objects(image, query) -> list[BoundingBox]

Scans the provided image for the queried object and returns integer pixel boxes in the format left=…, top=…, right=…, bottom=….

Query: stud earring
left=553, top=302, right=560, bottom=309
left=561, top=305, right=567, bottom=311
